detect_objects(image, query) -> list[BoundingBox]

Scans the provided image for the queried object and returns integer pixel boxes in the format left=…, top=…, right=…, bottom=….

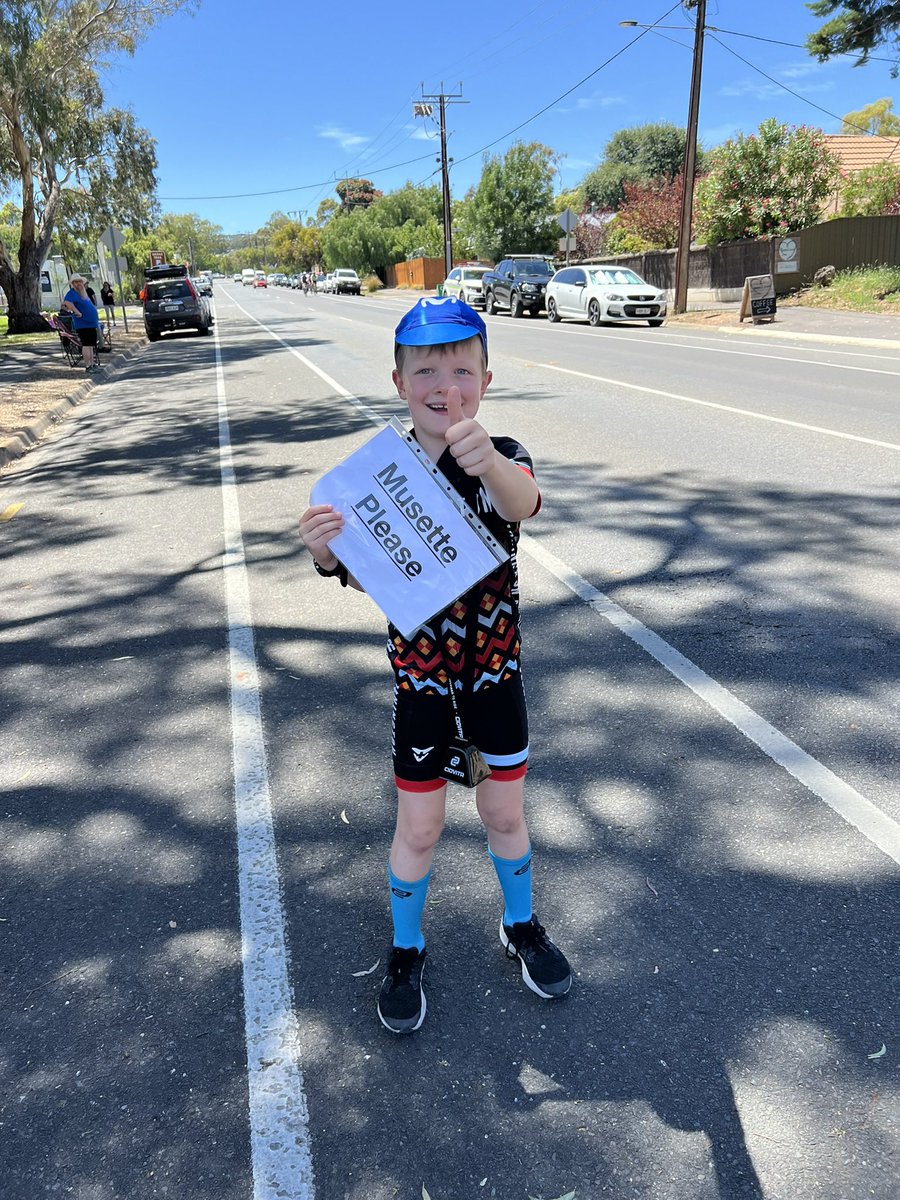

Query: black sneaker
left=500, top=915, right=572, bottom=999
left=377, top=946, right=427, bottom=1033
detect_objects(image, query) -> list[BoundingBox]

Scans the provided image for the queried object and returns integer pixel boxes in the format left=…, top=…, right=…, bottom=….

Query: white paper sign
left=310, top=419, right=509, bottom=638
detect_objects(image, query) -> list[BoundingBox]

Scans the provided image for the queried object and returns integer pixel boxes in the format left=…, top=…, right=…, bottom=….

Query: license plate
left=634, top=307, right=651, bottom=315
left=163, top=304, right=181, bottom=312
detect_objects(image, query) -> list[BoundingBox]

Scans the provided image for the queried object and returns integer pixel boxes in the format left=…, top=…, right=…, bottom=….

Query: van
left=241, top=268, right=256, bottom=287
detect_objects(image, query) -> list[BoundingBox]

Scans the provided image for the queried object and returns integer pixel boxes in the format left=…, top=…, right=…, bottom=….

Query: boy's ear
left=392, top=367, right=406, bottom=399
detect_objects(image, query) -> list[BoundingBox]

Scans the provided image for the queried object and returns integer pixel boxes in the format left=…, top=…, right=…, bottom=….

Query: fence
left=581, top=216, right=900, bottom=297
left=385, top=257, right=447, bottom=291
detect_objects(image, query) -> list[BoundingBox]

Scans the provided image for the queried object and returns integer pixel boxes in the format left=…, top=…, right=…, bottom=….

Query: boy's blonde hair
left=393, top=333, right=488, bottom=374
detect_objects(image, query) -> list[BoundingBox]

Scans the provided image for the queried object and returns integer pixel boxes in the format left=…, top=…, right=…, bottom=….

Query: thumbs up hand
left=444, top=385, right=495, bottom=477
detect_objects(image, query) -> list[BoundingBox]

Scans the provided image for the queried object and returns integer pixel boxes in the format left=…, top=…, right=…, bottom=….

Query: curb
left=0, top=338, right=148, bottom=471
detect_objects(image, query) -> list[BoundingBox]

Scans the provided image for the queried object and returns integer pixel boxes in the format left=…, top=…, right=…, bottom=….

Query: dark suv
left=482, top=256, right=555, bottom=318
left=142, top=264, right=213, bottom=341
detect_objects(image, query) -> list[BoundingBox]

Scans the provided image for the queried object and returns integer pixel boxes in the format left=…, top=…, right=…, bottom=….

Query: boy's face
left=392, top=338, right=492, bottom=449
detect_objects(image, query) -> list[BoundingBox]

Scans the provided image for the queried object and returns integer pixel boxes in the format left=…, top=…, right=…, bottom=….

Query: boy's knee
left=396, top=814, right=443, bottom=855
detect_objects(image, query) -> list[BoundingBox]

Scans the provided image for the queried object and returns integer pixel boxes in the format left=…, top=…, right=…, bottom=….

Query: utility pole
left=673, top=0, right=706, bottom=315
left=415, top=84, right=467, bottom=278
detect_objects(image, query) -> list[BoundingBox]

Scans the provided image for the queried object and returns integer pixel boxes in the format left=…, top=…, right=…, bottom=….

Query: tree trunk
left=0, top=244, right=53, bottom=334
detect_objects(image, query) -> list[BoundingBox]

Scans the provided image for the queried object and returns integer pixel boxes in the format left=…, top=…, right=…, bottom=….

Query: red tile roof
left=824, top=135, right=900, bottom=172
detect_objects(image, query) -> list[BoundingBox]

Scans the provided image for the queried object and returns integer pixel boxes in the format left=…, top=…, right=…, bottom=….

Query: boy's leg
left=477, top=776, right=572, bottom=999
left=378, top=784, right=445, bottom=1034
left=388, top=784, right=446, bottom=949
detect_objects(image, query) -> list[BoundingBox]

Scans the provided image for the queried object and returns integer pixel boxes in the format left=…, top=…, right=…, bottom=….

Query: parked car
left=482, top=256, right=555, bottom=317
left=332, top=268, right=361, bottom=295
left=442, top=264, right=490, bottom=308
left=142, top=263, right=212, bottom=341
left=323, top=273, right=335, bottom=293
left=546, top=265, right=667, bottom=327
left=194, top=275, right=213, bottom=296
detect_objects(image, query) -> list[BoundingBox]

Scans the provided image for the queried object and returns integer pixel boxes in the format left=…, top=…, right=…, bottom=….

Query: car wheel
left=146, top=326, right=161, bottom=342
left=648, top=319, right=665, bottom=327
left=485, top=290, right=498, bottom=315
left=588, top=300, right=602, bottom=327
left=509, top=291, right=522, bottom=318
left=198, top=322, right=211, bottom=335
left=547, top=298, right=560, bottom=323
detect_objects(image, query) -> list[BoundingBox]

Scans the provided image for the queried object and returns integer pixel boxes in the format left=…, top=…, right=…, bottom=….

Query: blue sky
left=97, top=0, right=900, bottom=234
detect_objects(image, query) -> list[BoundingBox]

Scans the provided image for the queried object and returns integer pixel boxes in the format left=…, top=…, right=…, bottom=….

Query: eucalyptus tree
left=0, top=0, right=191, bottom=332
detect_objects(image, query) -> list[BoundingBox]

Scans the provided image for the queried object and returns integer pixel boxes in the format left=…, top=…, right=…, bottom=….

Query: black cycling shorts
left=392, top=671, right=529, bottom=791
left=77, top=326, right=99, bottom=347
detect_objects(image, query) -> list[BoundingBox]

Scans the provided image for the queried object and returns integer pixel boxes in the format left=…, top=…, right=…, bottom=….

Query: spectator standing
left=100, top=281, right=116, bottom=327
left=61, top=274, right=101, bottom=372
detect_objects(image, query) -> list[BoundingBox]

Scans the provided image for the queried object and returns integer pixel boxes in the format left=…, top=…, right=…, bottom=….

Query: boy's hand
left=299, top=504, right=343, bottom=569
left=444, top=387, right=496, bottom=477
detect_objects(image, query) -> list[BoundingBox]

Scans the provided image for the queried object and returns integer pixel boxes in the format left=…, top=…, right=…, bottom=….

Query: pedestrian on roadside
left=100, top=280, right=116, bottom=327
left=298, top=296, right=571, bottom=1034
left=61, top=274, right=101, bottom=372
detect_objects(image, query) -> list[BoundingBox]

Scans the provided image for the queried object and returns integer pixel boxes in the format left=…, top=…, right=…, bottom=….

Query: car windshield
left=589, top=268, right=645, bottom=286
left=462, top=269, right=487, bottom=280
left=147, top=281, right=191, bottom=300
left=517, top=261, right=553, bottom=276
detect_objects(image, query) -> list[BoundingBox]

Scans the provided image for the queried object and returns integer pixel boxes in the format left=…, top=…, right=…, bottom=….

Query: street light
left=621, top=2, right=706, bottom=314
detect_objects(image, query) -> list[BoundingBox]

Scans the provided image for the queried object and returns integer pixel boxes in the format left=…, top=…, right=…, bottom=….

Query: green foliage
left=271, top=220, right=322, bottom=272
left=459, top=141, right=559, bottom=262
left=321, top=183, right=443, bottom=273
left=604, top=220, right=654, bottom=256
left=838, top=161, right=900, bottom=215
left=335, top=178, right=382, bottom=213
left=840, top=97, right=900, bottom=135
left=807, top=0, right=900, bottom=69
left=694, top=118, right=842, bottom=244
left=581, top=123, right=700, bottom=211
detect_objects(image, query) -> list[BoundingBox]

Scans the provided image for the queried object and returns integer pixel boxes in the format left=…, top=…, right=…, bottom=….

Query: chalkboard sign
left=740, top=275, right=776, bottom=323
left=751, top=295, right=776, bottom=317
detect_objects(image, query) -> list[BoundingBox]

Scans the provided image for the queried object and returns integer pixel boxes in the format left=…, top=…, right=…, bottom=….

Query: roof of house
left=823, top=135, right=900, bottom=172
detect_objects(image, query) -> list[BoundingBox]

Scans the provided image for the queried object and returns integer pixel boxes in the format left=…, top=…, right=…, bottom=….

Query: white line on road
left=523, top=534, right=900, bottom=867
left=213, top=320, right=316, bottom=1200
left=540, top=362, right=900, bottom=452
left=217, top=295, right=900, bottom=867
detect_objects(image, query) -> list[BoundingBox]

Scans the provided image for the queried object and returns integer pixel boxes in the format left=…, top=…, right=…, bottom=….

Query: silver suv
left=332, top=268, right=361, bottom=295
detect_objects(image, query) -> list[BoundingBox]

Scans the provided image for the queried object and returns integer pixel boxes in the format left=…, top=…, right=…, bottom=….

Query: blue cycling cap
left=394, top=295, right=488, bottom=359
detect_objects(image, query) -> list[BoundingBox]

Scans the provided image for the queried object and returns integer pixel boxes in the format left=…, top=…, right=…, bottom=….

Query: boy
left=299, top=296, right=571, bottom=1033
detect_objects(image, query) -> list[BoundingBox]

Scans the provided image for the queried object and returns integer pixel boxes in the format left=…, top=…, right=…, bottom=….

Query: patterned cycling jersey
left=387, top=436, right=538, bottom=697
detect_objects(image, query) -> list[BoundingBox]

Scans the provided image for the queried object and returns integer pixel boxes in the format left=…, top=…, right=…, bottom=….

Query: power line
left=708, top=34, right=900, bottom=156
left=450, top=1, right=683, bottom=168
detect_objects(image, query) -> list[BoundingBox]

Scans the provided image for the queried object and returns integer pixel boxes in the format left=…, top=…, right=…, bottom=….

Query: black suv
left=482, top=256, right=555, bottom=318
left=142, top=264, right=213, bottom=341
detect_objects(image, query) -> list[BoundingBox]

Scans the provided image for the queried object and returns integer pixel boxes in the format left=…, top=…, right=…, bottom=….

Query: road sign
left=150, top=250, right=166, bottom=266
left=557, top=209, right=578, bottom=234
left=100, top=225, right=126, bottom=254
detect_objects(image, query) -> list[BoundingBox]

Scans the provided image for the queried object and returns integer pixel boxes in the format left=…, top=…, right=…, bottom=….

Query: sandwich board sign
left=739, top=274, right=776, bottom=323
left=309, top=418, right=508, bottom=638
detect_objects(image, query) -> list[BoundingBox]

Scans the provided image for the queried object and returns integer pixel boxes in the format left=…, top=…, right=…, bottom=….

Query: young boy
left=299, top=296, right=571, bottom=1033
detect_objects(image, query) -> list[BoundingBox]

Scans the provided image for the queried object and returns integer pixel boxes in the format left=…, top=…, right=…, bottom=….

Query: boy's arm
left=444, top=392, right=540, bottom=522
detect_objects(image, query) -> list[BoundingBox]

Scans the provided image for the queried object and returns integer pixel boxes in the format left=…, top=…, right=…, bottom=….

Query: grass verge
left=783, top=265, right=900, bottom=314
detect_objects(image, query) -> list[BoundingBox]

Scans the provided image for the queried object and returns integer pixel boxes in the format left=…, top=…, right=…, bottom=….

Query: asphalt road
left=1, top=282, right=897, bottom=1200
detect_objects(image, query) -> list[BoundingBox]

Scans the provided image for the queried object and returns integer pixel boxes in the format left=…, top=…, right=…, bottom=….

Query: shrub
left=361, top=274, right=383, bottom=295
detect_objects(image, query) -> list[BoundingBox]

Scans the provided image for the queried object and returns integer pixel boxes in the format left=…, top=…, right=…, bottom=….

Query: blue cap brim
left=394, top=296, right=488, bottom=358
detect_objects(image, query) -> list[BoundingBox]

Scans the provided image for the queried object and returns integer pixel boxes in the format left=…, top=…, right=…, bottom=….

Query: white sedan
left=441, top=264, right=490, bottom=309
left=546, top=265, right=667, bottom=327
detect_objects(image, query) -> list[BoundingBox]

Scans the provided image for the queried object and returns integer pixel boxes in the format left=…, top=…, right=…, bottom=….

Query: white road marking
left=539, top=362, right=900, bottom=452
left=523, top=534, right=900, bottom=867
left=213, top=319, right=316, bottom=1200
left=533, top=323, right=900, bottom=373
left=217, top=295, right=900, bottom=867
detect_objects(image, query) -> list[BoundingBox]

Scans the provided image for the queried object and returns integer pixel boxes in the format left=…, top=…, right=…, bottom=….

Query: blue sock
left=488, top=845, right=533, bottom=927
left=388, top=865, right=430, bottom=952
